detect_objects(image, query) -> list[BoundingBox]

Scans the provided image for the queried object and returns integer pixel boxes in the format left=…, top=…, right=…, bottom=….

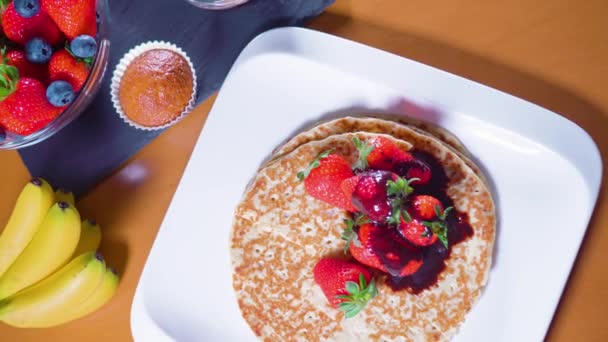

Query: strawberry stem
left=386, top=176, right=418, bottom=225
left=352, top=136, right=374, bottom=171
left=297, top=149, right=334, bottom=181
left=422, top=206, right=454, bottom=248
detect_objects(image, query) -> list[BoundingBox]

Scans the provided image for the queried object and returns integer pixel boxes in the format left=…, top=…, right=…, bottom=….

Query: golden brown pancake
left=266, top=117, right=486, bottom=185
left=231, top=130, right=495, bottom=341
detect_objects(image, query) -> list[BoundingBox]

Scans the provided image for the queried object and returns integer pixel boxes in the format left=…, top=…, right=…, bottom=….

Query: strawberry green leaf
left=0, top=87, right=10, bottom=99
left=386, top=176, right=419, bottom=198
left=341, top=219, right=361, bottom=253
left=401, top=208, right=412, bottom=222
left=341, top=215, right=368, bottom=253
left=387, top=206, right=401, bottom=225
left=5, top=65, right=17, bottom=81
left=386, top=196, right=402, bottom=225
left=436, top=206, right=453, bottom=221
left=297, top=149, right=334, bottom=181
left=436, top=231, right=449, bottom=249
left=0, top=74, right=8, bottom=88
left=354, top=213, right=370, bottom=226
left=352, top=136, right=374, bottom=171
left=359, top=273, right=367, bottom=289
left=336, top=274, right=378, bottom=318
left=0, top=0, right=10, bottom=12
left=345, top=281, right=360, bottom=294
left=423, top=220, right=449, bottom=248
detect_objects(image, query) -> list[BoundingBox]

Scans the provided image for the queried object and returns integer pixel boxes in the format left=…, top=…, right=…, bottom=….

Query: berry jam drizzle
left=368, top=227, right=421, bottom=277
left=364, top=151, right=474, bottom=294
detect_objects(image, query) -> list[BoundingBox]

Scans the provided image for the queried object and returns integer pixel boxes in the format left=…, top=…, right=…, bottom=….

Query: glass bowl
left=183, top=0, right=249, bottom=10
left=0, top=0, right=111, bottom=150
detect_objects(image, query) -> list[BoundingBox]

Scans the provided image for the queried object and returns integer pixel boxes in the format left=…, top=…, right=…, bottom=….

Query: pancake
left=231, top=130, right=495, bottom=341
left=272, top=114, right=471, bottom=158
left=267, top=117, right=486, bottom=185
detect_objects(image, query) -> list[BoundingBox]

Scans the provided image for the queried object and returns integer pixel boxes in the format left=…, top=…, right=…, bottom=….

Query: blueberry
left=14, top=0, right=40, bottom=18
left=70, top=35, right=97, bottom=58
left=25, top=38, right=52, bottom=64
left=46, top=81, right=75, bottom=107
left=0, top=126, right=5, bottom=142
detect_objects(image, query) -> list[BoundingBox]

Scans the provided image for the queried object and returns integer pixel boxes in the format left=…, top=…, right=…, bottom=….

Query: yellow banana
left=72, top=219, right=102, bottom=258
left=46, top=267, right=119, bottom=326
left=0, top=202, right=81, bottom=299
left=0, top=252, right=105, bottom=328
left=54, top=189, right=75, bottom=207
left=0, top=178, right=54, bottom=278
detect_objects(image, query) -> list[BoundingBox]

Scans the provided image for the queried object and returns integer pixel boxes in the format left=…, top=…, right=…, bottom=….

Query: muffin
left=111, top=42, right=197, bottom=130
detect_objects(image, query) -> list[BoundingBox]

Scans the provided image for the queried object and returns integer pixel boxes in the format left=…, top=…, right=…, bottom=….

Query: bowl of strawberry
left=0, top=0, right=109, bottom=149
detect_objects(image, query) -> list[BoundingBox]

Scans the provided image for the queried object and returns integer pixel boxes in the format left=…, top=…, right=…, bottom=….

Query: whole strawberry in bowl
left=0, top=0, right=110, bottom=149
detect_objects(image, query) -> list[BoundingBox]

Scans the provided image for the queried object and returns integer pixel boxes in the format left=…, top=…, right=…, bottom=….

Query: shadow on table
left=75, top=163, right=148, bottom=276
left=308, top=12, right=607, bottom=341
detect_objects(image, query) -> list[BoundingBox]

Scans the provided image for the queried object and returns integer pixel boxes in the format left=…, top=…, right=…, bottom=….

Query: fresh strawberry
left=345, top=222, right=423, bottom=276
left=313, top=258, right=377, bottom=317
left=48, top=49, right=89, bottom=91
left=350, top=170, right=397, bottom=222
left=400, top=206, right=453, bottom=248
left=41, top=0, right=96, bottom=40
left=298, top=151, right=357, bottom=212
left=350, top=170, right=421, bottom=224
left=356, top=136, right=413, bottom=171
left=0, top=76, right=62, bottom=135
left=1, top=3, right=62, bottom=45
left=346, top=222, right=387, bottom=271
left=411, top=195, right=443, bottom=220
left=5, top=50, right=47, bottom=81
left=399, top=218, right=437, bottom=247
left=396, top=159, right=432, bottom=185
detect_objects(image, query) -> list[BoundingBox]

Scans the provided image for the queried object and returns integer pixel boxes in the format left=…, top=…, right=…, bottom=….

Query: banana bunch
left=0, top=178, right=119, bottom=328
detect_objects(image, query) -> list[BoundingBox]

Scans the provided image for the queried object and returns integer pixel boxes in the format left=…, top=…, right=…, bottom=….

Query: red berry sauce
left=357, top=151, right=474, bottom=293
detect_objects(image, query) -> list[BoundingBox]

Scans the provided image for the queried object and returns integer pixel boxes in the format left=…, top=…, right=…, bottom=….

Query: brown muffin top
left=119, top=49, right=194, bottom=127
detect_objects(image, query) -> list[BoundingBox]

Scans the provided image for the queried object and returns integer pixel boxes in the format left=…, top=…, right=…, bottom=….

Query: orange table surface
left=0, top=1, right=607, bottom=341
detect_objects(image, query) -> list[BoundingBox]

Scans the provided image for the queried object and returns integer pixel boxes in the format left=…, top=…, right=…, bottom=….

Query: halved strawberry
left=347, top=222, right=387, bottom=272
left=298, top=151, right=357, bottom=212
left=313, top=258, right=377, bottom=317
left=343, top=221, right=423, bottom=277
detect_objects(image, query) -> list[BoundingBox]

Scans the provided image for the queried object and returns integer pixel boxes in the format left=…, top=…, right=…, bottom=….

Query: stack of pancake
left=231, top=116, right=496, bottom=341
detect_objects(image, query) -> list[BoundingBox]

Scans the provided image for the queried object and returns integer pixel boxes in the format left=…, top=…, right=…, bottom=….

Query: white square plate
left=130, top=27, right=602, bottom=341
